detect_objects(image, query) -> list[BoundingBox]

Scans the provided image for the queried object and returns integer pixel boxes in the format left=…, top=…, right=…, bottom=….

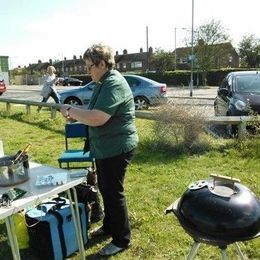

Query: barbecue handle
left=210, top=173, right=240, bottom=185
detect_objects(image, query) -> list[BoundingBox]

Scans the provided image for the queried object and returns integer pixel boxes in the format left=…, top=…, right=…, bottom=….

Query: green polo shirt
left=88, top=70, right=138, bottom=159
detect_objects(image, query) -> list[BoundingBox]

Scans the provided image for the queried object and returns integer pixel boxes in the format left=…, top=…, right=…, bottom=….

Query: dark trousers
left=41, top=89, right=60, bottom=104
left=38, top=89, right=60, bottom=111
left=95, top=149, right=135, bottom=248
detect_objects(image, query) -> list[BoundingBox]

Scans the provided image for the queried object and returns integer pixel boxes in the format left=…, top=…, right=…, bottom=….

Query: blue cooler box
left=25, top=197, right=88, bottom=260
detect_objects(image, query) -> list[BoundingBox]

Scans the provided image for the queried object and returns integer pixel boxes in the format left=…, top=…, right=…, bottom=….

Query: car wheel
left=64, top=97, right=82, bottom=105
left=134, top=97, right=149, bottom=110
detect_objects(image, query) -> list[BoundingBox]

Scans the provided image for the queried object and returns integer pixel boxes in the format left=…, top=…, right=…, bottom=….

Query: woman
left=60, top=43, right=138, bottom=256
left=38, top=65, right=60, bottom=111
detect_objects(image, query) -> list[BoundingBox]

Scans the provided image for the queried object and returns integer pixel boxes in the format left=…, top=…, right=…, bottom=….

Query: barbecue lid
left=167, top=174, right=260, bottom=243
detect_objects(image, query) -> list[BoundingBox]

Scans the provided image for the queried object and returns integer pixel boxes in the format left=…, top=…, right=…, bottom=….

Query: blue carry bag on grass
left=25, top=197, right=88, bottom=260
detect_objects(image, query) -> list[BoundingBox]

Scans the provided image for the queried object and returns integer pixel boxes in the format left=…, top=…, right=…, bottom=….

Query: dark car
left=214, top=71, right=260, bottom=116
left=59, top=74, right=167, bottom=110
left=57, top=77, right=83, bottom=86
left=214, top=71, right=260, bottom=134
left=0, top=78, right=6, bottom=95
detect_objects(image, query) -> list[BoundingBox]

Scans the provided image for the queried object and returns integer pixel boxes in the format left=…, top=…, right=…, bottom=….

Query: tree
left=150, top=48, right=174, bottom=72
left=238, top=34, right=260, bottom=67
left=196, top=20, right=230, bottom=84
left=186, top=19, right=230, bottom=85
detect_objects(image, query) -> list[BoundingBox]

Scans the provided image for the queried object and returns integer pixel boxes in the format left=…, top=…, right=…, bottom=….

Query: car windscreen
left=235, top=74, right=260, bottom=93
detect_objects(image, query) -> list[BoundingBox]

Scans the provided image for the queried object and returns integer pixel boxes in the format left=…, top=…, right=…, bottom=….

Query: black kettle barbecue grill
left=165, top=174, right=260, bottom=260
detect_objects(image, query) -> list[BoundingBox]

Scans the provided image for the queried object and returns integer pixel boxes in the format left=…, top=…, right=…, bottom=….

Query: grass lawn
left=0, top=106, right=259, bottom=259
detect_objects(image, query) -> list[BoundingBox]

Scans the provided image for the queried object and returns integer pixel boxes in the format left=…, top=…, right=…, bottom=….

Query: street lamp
left=190, top=0, right=195, bottom=97
left=174, top=27, right=187, bottom=71
left=174, top=28, right=177, bottom=70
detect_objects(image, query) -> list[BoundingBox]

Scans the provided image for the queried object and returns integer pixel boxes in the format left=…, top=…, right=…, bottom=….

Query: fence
left=0, top=98, right=61, bottom=119
left=135, top=111, right=259, bottom=140
left=0, top=98, right=259, bottom=140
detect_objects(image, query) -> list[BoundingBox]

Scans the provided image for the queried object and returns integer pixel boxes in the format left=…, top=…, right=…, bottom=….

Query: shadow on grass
left=0, top=225, right=12, bottom=260
left=0, top=111, right=64, bottom=135
left=133, top=137, right=213, bottom=165
left=84, top=235, right=112, bottom=259
left=0, top=233, right=111, bottom=260
left=0, top=241, right=13, bottom=260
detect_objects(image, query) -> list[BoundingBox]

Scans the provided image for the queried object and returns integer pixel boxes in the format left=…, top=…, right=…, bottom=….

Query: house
left=54, top=55, right=86, bottom=76
left=115, top=47, right=153, bottom=72
left=14, top=47, right=153, bottom=85
left=173, top=42, right=240, bottom=70
left=23, top=47, right=153, bottom=77
left=27, top=60, right=51, bottom=74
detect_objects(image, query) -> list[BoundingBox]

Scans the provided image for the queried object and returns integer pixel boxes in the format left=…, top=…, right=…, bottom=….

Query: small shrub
left=151, top=103, right=207, bottom=154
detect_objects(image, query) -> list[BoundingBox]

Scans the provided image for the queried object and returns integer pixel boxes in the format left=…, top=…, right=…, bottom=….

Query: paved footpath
left=167, top=86, right=218, bottom=99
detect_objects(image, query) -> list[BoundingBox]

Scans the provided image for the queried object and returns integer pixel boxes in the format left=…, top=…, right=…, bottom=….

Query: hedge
left=70, top=68, right=257, bottom=87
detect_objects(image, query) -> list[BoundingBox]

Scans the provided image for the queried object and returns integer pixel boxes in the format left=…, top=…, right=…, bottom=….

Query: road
left=0, top=85, right=217, bottom=116
left=0, top=85, right=51, bottom=102
left=2, top=84, right=218, bottom=99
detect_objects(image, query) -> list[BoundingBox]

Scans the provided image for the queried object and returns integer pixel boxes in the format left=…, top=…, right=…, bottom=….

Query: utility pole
left=146, top=26, right=149, bottom=71
left=174, top=28, right=177, bottom=70
left=190, top=0, right=194, bottom=97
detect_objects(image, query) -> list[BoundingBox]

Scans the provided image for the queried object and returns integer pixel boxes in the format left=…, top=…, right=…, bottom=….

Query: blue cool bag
left=25, top=197, right=87, bottom=260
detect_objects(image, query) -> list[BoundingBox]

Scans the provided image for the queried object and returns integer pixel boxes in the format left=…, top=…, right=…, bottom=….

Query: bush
left=151, top=104, right=208, bottom=154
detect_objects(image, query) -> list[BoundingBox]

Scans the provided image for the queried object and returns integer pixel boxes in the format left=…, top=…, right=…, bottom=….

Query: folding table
left=0, top=162, right=86, bottom=260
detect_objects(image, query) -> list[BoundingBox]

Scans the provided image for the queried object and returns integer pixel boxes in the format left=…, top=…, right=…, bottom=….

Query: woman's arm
left=60, top=105, right=111, bottom=127
left=43, top=75, right=57, bottom=86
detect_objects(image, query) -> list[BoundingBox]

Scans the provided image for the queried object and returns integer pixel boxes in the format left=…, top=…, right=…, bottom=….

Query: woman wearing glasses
left=60, top=43, right=138, bottom=256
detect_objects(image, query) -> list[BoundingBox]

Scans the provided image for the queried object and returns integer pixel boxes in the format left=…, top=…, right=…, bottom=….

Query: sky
left=1, top=0, right=260, bottom=69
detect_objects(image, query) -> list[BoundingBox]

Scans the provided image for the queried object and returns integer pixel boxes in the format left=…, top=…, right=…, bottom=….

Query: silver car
left=59, top=75, right=167, bottom=110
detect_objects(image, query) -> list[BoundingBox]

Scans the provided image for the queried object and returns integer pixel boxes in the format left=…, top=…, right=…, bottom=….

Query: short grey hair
left=83, top=43, right=115, bottom=69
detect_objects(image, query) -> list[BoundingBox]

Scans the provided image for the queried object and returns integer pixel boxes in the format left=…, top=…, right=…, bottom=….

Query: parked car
left=0, top=78, right=6, bottom=95
left=57, top=77, right=83, bottom=86
left=59, top=75, right=167, bottom=110
left=214, top=71, right=260, bottom=135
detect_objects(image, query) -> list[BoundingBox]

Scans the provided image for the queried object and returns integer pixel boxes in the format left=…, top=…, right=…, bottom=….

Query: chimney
left=80, top=55, right=82, bottom=59
left=73, top=55, right=77, bottom=59
left=116, top=51, right=119, bottom=55
left=149, top=47, right=153, bottom=54
left=49, top=59, right=53, bottom=65
left=64, top=57, right=66, bottom=60
left=123, top=49, right=127, bottom=55
left=38, top=60, right=42, bottom=63
left=140, top=48, right=143, bottom=53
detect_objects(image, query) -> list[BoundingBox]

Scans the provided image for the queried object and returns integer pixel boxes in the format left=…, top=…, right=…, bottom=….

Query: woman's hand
left=60, top=104, right=76, bottom=122
left=60, top=104, right=71, bottom=117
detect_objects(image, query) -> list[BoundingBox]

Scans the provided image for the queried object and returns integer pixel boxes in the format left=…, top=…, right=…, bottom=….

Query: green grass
left=0, top=105, right=259, bottom=259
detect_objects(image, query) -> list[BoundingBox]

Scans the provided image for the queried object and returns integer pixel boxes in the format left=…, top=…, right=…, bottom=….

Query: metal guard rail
left=0, top=98, right=63, bottom=119
left=135, top=111, right=260, bottom=140
left=0, top=98, right=259, bottom=139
